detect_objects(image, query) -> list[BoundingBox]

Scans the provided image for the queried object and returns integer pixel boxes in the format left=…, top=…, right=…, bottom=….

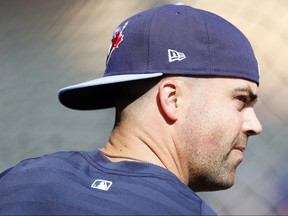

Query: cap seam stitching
left=196, top=10, right=212, bottom=74
left=146, top=11, right=157, bottom=72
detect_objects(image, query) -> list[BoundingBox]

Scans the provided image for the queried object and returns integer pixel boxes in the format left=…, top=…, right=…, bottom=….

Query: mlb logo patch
left=91, top=179, right=113, bottom=191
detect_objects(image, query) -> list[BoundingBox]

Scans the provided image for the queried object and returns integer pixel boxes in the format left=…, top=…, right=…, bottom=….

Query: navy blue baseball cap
left=58, top=3, right=259, bottom=110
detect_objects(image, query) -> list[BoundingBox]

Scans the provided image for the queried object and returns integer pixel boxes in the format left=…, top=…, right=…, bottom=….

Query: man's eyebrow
left=233, top=87, right=258, bottom=102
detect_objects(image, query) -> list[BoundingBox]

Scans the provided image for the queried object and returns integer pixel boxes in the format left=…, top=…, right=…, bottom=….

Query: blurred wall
left=0, top=0, right=287, bottom=215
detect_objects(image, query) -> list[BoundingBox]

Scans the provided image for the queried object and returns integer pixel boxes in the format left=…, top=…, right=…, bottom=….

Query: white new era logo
left=91, top=179, right=113, bottom=191
left=168, top=49, right=186, bottom=62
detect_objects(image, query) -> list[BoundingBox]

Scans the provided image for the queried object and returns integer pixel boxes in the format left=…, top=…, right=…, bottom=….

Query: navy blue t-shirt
left=0, top=150, right=217, bottom=215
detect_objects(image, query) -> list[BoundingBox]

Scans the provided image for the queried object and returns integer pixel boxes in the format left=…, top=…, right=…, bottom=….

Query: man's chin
left=189, top=178, right=235, bottom=192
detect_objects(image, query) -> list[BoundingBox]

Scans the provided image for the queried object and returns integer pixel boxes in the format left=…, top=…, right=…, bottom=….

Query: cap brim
left=58, top=73, right=163, bottom=110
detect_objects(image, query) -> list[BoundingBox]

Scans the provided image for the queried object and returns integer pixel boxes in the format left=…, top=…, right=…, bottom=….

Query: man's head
left=57, top=4, right=262, bottom=191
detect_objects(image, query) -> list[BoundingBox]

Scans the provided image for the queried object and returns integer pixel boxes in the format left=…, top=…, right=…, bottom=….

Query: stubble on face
left=187, top=131, right=246, bottom=192
left=178, top=78, right=250, bottom=192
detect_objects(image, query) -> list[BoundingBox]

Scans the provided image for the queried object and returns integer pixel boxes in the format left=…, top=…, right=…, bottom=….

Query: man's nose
left=242, top=108, right=262, bottom=136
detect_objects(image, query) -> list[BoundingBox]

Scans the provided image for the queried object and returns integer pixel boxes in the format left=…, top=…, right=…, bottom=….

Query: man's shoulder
left=0, top=151, right=97, bottom=214
left=0, top=151, right=89, bottom=189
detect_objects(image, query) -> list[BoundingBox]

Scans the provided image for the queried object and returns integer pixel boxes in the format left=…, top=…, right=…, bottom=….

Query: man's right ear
left=157, top=79, right=180, bottom=122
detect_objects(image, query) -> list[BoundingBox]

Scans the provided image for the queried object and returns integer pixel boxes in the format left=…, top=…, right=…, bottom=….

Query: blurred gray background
left=1, top=0, right=287, bottom=215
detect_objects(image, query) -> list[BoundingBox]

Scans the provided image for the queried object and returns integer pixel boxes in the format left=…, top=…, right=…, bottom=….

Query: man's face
left=178, top=77, right=262, bottom=192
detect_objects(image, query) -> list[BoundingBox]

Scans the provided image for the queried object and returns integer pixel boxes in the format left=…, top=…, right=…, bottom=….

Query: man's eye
left=235, top=95, right=250, bottom=110
left=236, top=95, right=248, bottom=104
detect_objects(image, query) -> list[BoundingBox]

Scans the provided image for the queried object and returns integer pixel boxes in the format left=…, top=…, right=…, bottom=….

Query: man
left=0, top=3, right=262, bottom=215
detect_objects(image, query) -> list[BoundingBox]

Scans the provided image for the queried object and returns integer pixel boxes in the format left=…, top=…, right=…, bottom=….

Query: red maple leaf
left=111, top=31, right=123, bottom=48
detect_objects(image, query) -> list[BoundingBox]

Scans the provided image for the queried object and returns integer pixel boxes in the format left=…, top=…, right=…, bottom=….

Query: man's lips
left=234, top=146, right=245, bottom=153
left=233, top=135, right=248, bottom=154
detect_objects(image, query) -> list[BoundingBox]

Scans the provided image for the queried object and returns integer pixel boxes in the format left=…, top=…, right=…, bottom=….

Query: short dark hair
left=113, top=77, right=162, bottom=125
